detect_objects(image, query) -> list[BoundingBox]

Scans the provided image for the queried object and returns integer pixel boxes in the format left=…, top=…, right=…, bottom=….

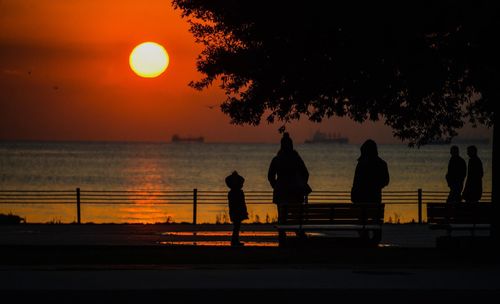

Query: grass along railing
left=0, top=189, right=493, bottom=224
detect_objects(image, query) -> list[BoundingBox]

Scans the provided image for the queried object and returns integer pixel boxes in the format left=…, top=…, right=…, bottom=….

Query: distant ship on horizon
left=304, top=130, right=349, bottom=144
left=171, top=134, right=204, bottom=143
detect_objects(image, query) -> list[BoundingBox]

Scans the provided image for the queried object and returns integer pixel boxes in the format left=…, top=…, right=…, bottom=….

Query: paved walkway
left=2, top=266, right=500, bottom=290
left=1, top=223, right=498, bottom=302
left=2, top=265, right=499, bottom=303
left=0, top=223, right=452, bottom=247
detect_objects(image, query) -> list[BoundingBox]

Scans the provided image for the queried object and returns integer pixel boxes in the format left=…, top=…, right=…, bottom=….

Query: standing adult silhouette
left=350, top=139, right=389, bottom=242
left=268, top=132, right=310, bottom=242
left=445, top=145, right=467, bottom=203
left=462, top=145, right=484, bottom=203
left=351, top=139, right=390, bottom=205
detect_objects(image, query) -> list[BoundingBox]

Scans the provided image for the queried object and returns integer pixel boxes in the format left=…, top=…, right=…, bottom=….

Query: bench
left=426, top=203, right=493, bottom=236
left=275, top=203, right=385, bottom=246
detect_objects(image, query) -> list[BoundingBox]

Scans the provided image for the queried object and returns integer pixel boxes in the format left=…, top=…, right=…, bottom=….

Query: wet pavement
left=0, top=223, right=456, bottom=247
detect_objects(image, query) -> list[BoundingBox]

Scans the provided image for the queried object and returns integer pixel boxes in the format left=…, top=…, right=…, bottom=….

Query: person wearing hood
left=268, top=132, right=310, bottom=241
left=351, top=139, right=390, bottom=205
left=350, top=139, right=389, bottom=242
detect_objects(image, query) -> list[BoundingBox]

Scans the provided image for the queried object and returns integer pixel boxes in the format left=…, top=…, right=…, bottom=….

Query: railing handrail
left=0, top=189, right=492, bottom=201
left=0, top=188, right=493, bottom=224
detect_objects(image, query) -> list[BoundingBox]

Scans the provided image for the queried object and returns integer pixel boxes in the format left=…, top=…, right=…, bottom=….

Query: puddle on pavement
left=378, top=243, right=398, bottom=248
left=159, top=240, right=279, bottom=247
left=161, top=231, right=279, bottom=237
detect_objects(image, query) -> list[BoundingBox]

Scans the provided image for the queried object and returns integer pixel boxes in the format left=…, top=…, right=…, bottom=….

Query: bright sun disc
left=129, top=42, right=169, bottom=78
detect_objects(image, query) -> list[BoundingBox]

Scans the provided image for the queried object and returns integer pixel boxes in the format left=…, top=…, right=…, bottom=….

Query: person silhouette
left=351, top=139, right=390, bottom=204
left=462, top=145, right=484, bottom=203
left=268, top=132, right=310, bottom=242
left=225, top=171, right=249, bottom=247
left=350, top=139, right=389, bottom=242
left=445, top=146, right=467, bottom=203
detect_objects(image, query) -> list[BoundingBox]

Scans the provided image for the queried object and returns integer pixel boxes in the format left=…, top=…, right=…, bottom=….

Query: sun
left=129, top=42, right=169, bottom=78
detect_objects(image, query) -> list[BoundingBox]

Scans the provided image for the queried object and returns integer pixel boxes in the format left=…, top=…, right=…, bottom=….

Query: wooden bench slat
left=276, top=224, right=383, bottom=231
left=429, top=223, right=491, bottom=230
left=283, top=219, right=380, bottom=225
left=276, top=203, right=385, bottom=245
left=426, top=203, right=493, bottom=236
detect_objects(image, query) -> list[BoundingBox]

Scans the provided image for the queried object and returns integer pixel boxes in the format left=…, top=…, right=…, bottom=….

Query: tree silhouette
left=173, top=0, right=497, bottom=233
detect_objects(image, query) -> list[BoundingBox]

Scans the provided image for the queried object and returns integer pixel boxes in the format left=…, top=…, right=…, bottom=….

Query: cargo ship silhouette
left=304, top=131, right=349, bottom=144
left=171, top=134, right=204, bottom=143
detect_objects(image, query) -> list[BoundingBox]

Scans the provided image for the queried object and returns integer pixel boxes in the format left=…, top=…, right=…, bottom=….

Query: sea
left=0, top=141, right=492, bottom=224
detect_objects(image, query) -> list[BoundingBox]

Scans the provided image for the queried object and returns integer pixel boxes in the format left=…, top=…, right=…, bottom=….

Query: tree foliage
left=172, top=0, right=497, bottom=146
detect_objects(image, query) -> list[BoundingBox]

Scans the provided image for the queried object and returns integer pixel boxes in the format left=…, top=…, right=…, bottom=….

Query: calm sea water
left=0, top=141, right=492, bottom=223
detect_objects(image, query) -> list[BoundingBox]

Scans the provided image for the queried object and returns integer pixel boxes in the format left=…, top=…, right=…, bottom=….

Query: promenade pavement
left=0, top=223, right=447, bottom=247
left=1, top=224, right=498, bottom=303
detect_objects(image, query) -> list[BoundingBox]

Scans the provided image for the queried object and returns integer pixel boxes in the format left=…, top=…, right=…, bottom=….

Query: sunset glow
left=129, top=42, right=169, bottom=78
left=0, top=0, right=490, bottom=143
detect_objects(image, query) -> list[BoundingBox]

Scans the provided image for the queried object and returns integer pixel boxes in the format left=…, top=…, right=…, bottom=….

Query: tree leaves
left=172, top=0, right=495, bottom=145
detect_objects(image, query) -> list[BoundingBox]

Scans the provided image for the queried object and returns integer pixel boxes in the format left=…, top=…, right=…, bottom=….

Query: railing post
left=76, top=187, right=81, bottom=224
left=193, top=188, right=197, bottom=225
left=417, top=188, right=422, bottom=224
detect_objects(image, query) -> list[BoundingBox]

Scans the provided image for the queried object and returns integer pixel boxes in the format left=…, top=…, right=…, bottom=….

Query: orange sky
left=0, top=0, right=491, bottom=144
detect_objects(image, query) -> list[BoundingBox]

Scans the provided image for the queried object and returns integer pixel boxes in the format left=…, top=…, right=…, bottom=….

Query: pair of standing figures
left=226, top=133, right=390, bottom=246
left=446, top=145, right=484, bottom=203
left=267, top=133, right=389, bottom=242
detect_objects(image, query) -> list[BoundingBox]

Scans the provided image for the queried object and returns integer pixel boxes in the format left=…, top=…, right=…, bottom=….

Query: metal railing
left=0, top=189, right=493, bottom=224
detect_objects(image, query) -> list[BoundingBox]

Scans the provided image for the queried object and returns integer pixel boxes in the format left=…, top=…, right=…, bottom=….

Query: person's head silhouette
left=360, top=139, right=378, bottom=158
left=450, top=145, right=459, bottom=156
left=467, top=145, right=478, bottom=158
left=225, top=171, right=244, bottom=190
left=280, top=132, right=293, bottom=152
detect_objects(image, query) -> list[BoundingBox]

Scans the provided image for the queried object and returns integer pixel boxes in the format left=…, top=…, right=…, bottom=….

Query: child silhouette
left=225, top=171, right=249, bottom=247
